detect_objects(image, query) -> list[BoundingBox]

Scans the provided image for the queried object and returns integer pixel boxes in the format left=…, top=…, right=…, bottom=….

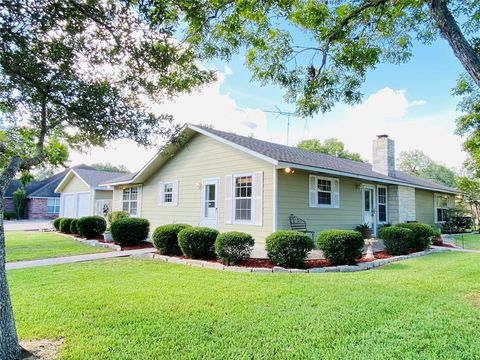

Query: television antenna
left=263, top=106, right=298, bottom=145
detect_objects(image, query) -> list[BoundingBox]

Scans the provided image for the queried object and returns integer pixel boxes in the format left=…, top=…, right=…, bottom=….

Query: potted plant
left=356, top=223, right=373, bottom=239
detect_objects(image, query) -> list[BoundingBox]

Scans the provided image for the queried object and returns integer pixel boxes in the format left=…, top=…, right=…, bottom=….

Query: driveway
left=3, top=220, right=53, bottom=231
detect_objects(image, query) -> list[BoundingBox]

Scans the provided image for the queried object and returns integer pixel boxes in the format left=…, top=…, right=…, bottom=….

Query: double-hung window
left=377, top=186, right=388, bottom=223
left=225, top=172, right=263, bottom=226
left=122, top=186, right=139, bottom=215
left=435, top=194, right=449, bottom=223
left=309, top=175, right=340, bottom=208
left=47, top=198, right=60, bottom=214
left=234, top=175, right=253, bottom=221
left=158, top=180, right=178, bottom=206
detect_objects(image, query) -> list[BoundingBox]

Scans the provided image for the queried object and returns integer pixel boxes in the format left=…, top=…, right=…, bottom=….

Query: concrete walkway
left=6, top=248, right=155, bottom=270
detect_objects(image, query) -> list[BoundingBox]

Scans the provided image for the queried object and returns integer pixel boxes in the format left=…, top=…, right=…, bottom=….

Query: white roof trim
left=187, top=124, right=278, bottom=165
left=277, top=162, right=459, bottom=194
left=54, top=169, right=92, bottom=193
left=101, top=124, right=278, bottom=186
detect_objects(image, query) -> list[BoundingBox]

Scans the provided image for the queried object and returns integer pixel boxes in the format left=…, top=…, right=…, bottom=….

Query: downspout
left=272, top=165, right=278, bottom=232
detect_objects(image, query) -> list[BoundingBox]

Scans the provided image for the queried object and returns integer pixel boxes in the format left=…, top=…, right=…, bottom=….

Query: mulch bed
left=158, top=250, right=394, bottom=269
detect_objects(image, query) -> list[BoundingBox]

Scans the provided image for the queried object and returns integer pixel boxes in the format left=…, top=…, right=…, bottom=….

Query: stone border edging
left=56, top=232, right=122, bottom=251
left=133, top=248, right=450, bottom=273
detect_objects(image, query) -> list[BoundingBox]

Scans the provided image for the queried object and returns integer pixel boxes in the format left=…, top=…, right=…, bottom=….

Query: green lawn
left=453, top=233, right=480, bottom=250
left=6, top=231, right=110, bottom=262
left=8, top=252, right=480, bottom=359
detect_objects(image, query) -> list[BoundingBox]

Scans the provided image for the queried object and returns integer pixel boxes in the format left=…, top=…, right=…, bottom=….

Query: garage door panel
left=63, top=194, right=75, bottom=218
left=77, top=193, right=91, bottom=217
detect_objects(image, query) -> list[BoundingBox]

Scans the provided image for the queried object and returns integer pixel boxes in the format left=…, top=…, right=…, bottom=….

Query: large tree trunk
left=426, top=0, right=480, bottom=87
left=0, top=195, right=20, bottom=360
left=0, top=159, right=25, bottom=359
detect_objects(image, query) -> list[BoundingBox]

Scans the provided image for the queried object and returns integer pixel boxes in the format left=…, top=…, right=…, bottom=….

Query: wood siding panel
left=112, top=134, right=273, bottom=243
left=62, top=174, right=90, bottom=193
left=277, top=170, right=365, bottom=233
left=415, top=189, right=434, bottom=226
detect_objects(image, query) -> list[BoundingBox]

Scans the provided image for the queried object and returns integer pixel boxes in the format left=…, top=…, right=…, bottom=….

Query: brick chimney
left=372, top=134, right=395, bottom=177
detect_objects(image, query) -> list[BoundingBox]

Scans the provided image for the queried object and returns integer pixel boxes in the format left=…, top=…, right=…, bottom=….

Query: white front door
left=362, top=186, right=376, bottom=233
left=76, top=193, right=91, bottom=218
left=63, top=194, right=75, bottom=218
left=201, top=179, right=219, bottom=229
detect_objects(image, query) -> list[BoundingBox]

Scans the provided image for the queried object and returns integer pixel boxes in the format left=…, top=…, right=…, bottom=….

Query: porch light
left=284, top=167, right=295, bottom=174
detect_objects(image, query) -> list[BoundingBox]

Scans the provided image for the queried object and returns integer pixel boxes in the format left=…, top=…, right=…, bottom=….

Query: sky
left=70, top=36, right=467, bottom=173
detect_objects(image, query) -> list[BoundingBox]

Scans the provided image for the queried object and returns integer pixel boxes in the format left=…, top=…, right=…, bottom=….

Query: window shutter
left=172, top=180, right=179, bottom=206
left=253, top=171, right=263, bottom=226
left=309, top=175, right=317, bottom=208
left=333, top=179, right=340, bottom=208
left=158, top=182, right=164, bottom=206
left=119, top=188, right=123, bottom=211
left=137, top=185, right=143, bottom=217
left=225, top=175, right=233, bottom=224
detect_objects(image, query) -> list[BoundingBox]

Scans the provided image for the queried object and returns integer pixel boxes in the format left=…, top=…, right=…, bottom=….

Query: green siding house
left=102, top=124, right=458, bottom=245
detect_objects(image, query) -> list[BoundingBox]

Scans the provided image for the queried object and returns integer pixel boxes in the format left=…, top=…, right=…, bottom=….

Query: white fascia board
left=277, top=161, right=459, bottom=195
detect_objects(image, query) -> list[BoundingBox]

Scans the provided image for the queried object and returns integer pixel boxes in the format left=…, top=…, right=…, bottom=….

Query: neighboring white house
left=55, top=168, right=130, bottom=218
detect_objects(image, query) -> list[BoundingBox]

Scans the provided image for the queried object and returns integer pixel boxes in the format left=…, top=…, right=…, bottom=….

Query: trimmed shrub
left=59, top=218, right=74, bottom=233
left=107, top=211, right=129, bottom=226
left=379, top=226, right=413, bottom=255
left=70, top=219, right=79, bottom=234
left=265, top=230, right=314, bottom=268
left=111, top=217, right=150, bottom=246
left=215, top=231, right=255, bottom=265
left=3, top=211, right=16, bottom=221
left=53, top=218, right=62, bottom=230
left=397, top=222, right=435, bottom=251
left=316, top=230, right=364, bottom=265
left=441, top=208, right=472, bottom=234
left=152, top=224, right=191, bottom=255
left=178, top=227, right=219, bottom=259
left=77, top=216, right=107, bottom=238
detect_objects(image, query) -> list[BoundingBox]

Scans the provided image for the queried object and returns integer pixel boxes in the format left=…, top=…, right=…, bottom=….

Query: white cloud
left=275, top=87, right=465, bottom=170
left=69, top=67, right=268, bottom=171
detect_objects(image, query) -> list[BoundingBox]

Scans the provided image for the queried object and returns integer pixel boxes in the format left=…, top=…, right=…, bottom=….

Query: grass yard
left=453, top=233, right=480, bottom=250
left=5, top=231, right=110, bottom=262
left=8, top=252, right=480, bottom=359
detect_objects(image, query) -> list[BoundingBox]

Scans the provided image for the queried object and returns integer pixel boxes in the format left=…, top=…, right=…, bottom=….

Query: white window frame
left=377, top=185, right=388, bottom=224
left=121, top=186, right=140, bottom=216
left=162, top=181, right=174, bottom=206
left=309, top=175, right=340, bottom=209
left=233, top=173, right=254, bottom=224
left=434, top=193, right=449, bottom=224
left=47, top=197, right=60, bottom=214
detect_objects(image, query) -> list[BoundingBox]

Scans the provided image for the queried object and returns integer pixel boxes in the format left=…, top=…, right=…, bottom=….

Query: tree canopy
left=397, top=150, right=457, bottom=187
left=90, top=162, right=130, bottom=173
left=297, top=138, right=364, bottom=162
left=0, top=1, right=214, bottom=358
left=149, top=0, right=480, bottom=159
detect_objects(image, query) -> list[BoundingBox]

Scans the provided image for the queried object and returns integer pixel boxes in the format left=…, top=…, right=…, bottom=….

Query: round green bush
left=52, top=217, right=62, bottom=230
left=3, top=211, right=16, bottom=220
left=111, top=217, right=150, bottom=246
left=152, top=224, right=191, bottom=255
left=178, top=227, right=219, bottom=259
left=77, top=216, right=107, bottom=238
left=215, top=231, right=255, bottom=265
left=379, top=226, right=413, bottom=255
left=316, top=230, right=364, bottom=265
left=397, top=222, right=435, bottom=251
left=70, top=219, right=79, bottom=234
left=59, top=218, right=74, bottom=233
left=265, top=230, right=314, bottom=268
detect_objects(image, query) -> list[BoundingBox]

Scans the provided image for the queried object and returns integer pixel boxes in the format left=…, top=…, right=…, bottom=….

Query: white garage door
left=63, top=194, right=75, bottom=218
left=77, top=193, right=91, bottom=218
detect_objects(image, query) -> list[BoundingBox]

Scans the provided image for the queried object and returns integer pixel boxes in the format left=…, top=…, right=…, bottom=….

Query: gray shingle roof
left=73, top=168, right=132, bottom=189
left=5, top=164, right=95, bottom=198
left=101, top=172, right=138, bottom=185
left=196, top=126, right=458, bottom=193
